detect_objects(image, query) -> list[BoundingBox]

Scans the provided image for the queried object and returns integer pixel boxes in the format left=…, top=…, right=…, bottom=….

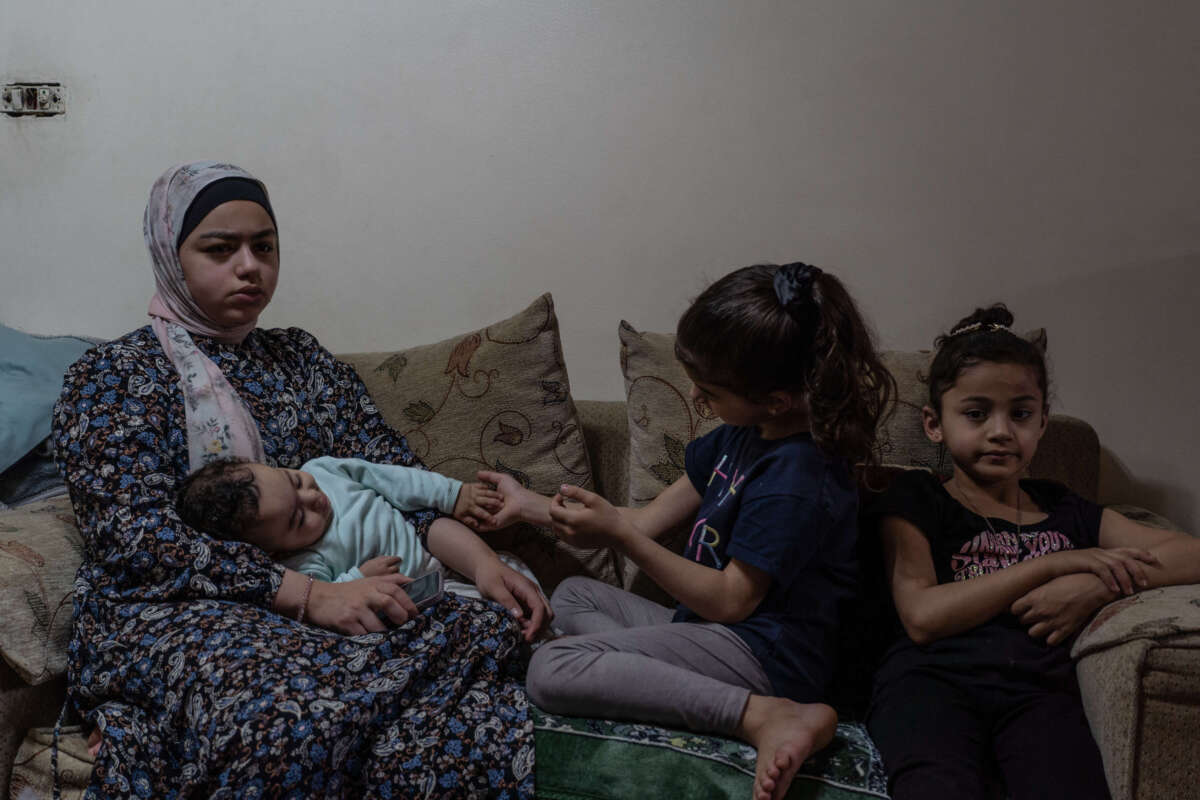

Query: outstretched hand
left=306, top=573, right=419, bottom=635
left=474, top=470, right=542, bottom=531
left=453, top=482, right=504, bottom=530
left=473, top=560, right=553, bottom=642
left=548, top=484, right=627, bottom=549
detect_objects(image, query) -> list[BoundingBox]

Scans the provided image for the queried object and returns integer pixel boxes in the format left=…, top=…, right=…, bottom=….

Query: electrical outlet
left=2, top=83, right=65, bottom=116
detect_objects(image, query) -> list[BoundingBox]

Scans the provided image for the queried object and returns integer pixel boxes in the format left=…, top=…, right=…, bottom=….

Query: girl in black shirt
left=867, top=304, right=1200, bottom=800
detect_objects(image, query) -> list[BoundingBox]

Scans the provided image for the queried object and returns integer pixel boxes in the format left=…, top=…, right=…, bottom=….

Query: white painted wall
left=2, top=1, right=1197, bottom=529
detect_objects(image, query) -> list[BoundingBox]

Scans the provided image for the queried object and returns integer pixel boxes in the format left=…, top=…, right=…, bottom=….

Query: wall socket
left=2, top=83, right=65, bottom=116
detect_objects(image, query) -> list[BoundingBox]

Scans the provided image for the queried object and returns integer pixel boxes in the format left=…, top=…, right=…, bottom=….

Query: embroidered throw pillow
left=618, top=321, right=722, bottom=508
left=0, top=496, right=82, bottom=685
left=341, top=294, right=615, bottom=592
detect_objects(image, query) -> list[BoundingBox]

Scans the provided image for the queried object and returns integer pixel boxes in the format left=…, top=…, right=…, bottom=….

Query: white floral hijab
left=144, top=161, right=268, bottom=472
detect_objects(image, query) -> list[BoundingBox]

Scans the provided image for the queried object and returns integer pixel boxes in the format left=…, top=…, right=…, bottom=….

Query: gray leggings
left=526, top=576, right=772, bottom=735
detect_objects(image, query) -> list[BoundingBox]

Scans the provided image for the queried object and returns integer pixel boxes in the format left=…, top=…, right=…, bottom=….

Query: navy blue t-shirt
left=673, top=424, right=858, bottom=702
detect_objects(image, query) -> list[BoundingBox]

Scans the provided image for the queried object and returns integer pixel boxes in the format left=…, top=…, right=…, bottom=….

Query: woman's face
left=178, top=200, right=279, bottom=328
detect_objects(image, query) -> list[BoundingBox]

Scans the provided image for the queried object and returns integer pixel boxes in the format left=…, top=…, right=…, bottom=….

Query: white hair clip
left=950, top=321, right=1012, bottom=337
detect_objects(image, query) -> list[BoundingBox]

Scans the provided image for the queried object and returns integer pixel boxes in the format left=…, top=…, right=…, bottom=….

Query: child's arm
left=424, top=516, right=551, bottom=641
left=881, top=515, right=1158, bottom=645
left=476, top=470, right=702, bottom=542
left=316, top=458, right=463, bottom=514
left=1011, top=513, right=1200, bottom=645
left=1098, top=509, right=1200, bottom=587
left=475, top=469, right=555, bottom=528
left=548, top=484, right=769, bottom=624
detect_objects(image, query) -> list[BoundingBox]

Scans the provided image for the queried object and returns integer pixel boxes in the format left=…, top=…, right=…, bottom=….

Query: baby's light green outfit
left=279, top=456, right=460, bottom=583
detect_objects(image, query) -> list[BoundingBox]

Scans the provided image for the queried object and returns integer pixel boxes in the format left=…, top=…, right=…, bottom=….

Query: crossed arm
left=882, top=509, right=1200, bottom=646
left=477, top=470, right=773, bottom=624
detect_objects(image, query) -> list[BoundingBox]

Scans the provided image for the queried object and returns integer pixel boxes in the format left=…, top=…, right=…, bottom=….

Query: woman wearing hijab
left=52, top=162, right=543, bottom=798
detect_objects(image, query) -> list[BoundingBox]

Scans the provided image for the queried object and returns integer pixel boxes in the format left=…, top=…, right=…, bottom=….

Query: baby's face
left=243, top=464, right=333, bottom=554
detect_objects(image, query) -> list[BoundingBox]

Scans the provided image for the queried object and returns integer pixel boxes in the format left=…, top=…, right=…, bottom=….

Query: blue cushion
left=0, top=324, right=95, bottom=474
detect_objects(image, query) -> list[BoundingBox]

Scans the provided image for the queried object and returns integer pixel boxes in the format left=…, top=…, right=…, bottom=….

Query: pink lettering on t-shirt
left=951, top=528, right=1074, bottom=581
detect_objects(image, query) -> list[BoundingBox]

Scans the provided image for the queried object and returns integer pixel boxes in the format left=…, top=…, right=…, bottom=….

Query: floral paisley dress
left=53, top=325, right=533, bottom=799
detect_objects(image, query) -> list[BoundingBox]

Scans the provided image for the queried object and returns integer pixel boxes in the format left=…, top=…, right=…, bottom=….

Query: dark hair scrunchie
left=773, top=262, right=821, bottom=314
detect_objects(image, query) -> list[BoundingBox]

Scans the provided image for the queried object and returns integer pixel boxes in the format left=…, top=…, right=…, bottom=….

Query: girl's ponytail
left=800, top=269, right=895, bottom=467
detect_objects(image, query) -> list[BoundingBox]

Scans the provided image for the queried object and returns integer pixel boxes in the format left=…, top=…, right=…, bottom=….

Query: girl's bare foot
left=736, top=695, right=837, bottom=800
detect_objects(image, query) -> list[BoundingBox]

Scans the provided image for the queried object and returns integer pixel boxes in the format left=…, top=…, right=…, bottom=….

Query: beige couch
left=2, top=295, right=1198, bottom=799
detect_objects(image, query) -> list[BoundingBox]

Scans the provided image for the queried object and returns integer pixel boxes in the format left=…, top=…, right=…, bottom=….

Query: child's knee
left=549, top=575, right=603, bottom=614
left=525, top=638, right=581, bottom=711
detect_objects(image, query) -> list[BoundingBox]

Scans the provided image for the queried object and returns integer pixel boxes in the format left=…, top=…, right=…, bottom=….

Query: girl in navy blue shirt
left=482, top=263, right=895, bottom=800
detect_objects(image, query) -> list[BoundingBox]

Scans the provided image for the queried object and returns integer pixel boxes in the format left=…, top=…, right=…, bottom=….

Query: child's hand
left=475, top=470, right=541, bottom=530
left=473, top=559, right=554, bottom=642
left=1053, top=547, right=1159, bottom=595
left=1011, top=572, right=1116, bottom=645
left=548, top=485, right=626, bottom=548
left=359, top=554, right=404, bottom=577
left=453, top=482, right=504, bottom=530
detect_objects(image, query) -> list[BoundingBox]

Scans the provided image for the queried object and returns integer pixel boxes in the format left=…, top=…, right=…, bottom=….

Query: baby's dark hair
left=675, top=263, right=896, bottom=466
left=927, top=303, right=1049, bottom=413
left=176, top=457, right=259, bottom=539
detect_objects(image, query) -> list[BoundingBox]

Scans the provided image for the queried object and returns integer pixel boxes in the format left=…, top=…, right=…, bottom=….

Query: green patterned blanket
left=534, top=709, right=888, bottom=799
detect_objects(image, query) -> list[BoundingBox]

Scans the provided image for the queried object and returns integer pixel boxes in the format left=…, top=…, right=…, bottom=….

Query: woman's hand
left=473, top=560, right=553, bottom=642
left=453, top=482, right=504, bottom=530
left=548, top=485, right=629, bottom=549
left=306, top=574, right=419, bottom=635
left=1011, top=572, right=1117, bottom=645
left=359, top=555, right=403, bottom=577
left=1050, top=547, right=1159, bottom=595
left=475, top=470, right=552, bottom=530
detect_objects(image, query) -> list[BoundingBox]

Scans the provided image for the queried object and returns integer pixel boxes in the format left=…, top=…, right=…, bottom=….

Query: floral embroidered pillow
left=340, top=294, right=616, bottom=592
left=618, top=321, right=721, bottom=508
left=0, top=496, right=83, bottom=684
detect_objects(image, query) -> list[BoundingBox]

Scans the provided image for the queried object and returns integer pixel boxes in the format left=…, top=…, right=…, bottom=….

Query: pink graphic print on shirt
left=687, top=453, right=747, bottom=569
left=951, top=527, right=1075, bottom=581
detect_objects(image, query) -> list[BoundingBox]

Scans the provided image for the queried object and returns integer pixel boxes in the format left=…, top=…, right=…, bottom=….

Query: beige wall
left=2, top=1, right=1196, bottom=529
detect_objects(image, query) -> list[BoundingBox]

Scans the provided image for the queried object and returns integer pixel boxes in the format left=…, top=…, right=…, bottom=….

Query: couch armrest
left=1071, top=504, right=1198, bottom=799
left=1072, top=526, right=1200, bottom=800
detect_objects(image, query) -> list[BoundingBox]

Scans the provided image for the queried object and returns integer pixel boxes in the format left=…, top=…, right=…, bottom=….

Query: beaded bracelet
left=296, top=575, right=315, bottom=624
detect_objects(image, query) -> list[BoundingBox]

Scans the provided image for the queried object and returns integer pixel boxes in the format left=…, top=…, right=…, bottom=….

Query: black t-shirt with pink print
left=867, top=469, right=1103, bottom=690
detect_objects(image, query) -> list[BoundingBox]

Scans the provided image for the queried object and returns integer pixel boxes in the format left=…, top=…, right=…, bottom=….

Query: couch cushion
left=10, top=712, right=889, bottom=800
left=0, top=496, right=82, bottom=685
left=618, top=321, right=721, bottom=508
left=0, top=325, right=94, bottom=476
left=535, top=709, right=888, bottom=799
left=340, top=294, right=617, bottom=592
left=873, top=349, right=950, bottom=475
left=10, top=725, right=91, bottom=800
